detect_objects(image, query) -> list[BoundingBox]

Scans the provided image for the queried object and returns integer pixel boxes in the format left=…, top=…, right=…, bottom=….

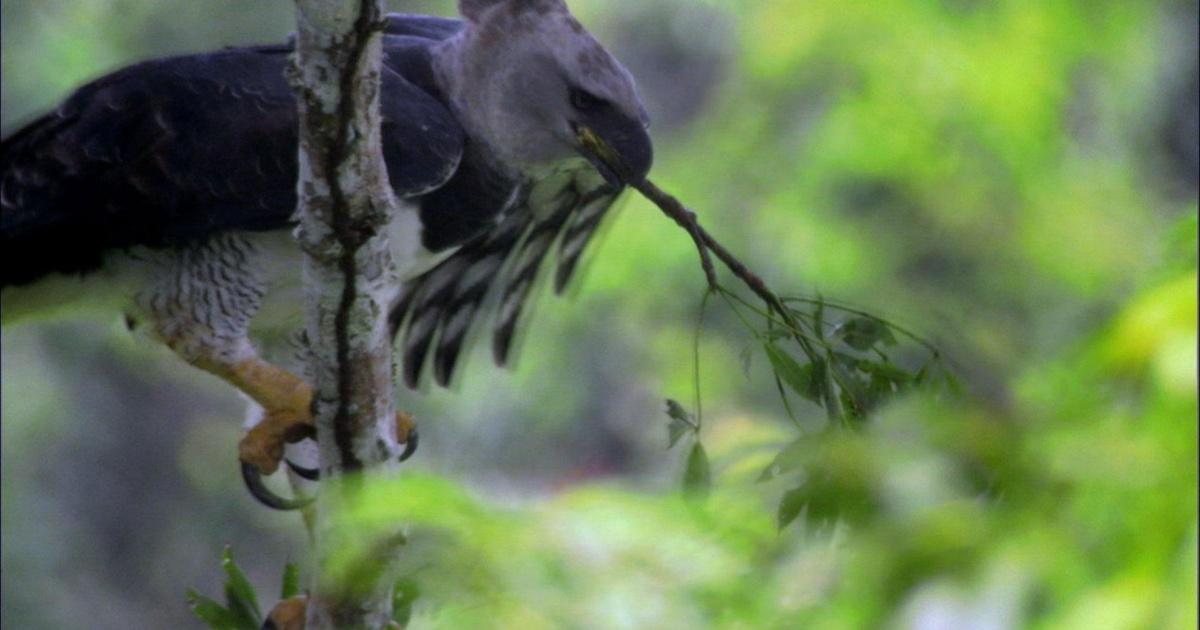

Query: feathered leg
left=129, top=233, right=415, bottom=508
left=192, top=352, right=418, bottom=475
left=206, top=355, right=315, bottom=475
left=184, top=346, right=418, bottom=509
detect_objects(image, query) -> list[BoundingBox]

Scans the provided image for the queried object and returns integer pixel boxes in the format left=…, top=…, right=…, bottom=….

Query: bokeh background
left=2, top=1, right=1196, bottom=628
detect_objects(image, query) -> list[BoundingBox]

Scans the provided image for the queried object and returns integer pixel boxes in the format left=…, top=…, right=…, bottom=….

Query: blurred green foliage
left=286, top=270, right=1196, bottom=629
left=2, top=0, right=1196, bottom=628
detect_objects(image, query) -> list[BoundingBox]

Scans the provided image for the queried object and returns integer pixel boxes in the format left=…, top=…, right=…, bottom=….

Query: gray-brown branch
left=633, top=179, right=795, bottom=326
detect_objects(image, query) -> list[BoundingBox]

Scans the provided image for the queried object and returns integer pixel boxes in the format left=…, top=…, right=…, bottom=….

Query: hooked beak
left=573, top=119, right=653, bottom=188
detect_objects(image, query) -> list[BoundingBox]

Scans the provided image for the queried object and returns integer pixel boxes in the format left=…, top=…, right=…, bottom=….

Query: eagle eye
left=569, top=87, right=607, bottom=112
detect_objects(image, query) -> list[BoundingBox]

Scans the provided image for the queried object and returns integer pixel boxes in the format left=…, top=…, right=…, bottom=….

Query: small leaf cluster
left=680, top=288, right=956, bottom=530
left=665, top=399, right=711, bottom=498
left=756, top=295, right=953, bottom=425
left=189, top=547, right=416, bottom=629
left=187, top=546, right=293, bottom=630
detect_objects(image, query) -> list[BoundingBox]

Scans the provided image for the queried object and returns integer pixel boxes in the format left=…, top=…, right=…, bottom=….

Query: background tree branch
left=289, top=0, right=401, bottom=627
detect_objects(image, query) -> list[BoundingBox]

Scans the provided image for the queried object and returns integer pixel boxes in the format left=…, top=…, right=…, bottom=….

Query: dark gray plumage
left=0, top=0, right=653, bottom=491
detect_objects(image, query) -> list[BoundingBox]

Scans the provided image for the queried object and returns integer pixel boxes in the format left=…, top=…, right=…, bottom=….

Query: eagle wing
left=1, top=35, right=463, bottom=287
left=393, top=172, right=622, bottom=388
left=383, top=13, right=465, bottom=40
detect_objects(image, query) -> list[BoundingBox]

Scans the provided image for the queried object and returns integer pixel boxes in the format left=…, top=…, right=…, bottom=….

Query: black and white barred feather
left=392, top=173, right=619, bottom=388
left=3, top=9, right=651, bottom=393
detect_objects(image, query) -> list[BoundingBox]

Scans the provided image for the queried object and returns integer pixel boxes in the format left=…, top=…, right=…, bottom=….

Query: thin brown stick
left=636, top=178, right=853, bottom=415
left=634, top=179, right=793, bottom=321
left=632, top=179, right=719, bottom=292
left=635, top=177, right=954, bottom=425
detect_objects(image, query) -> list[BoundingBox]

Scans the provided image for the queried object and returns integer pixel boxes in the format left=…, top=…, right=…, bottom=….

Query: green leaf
left=799, top=361, right=825, bottom=404
left=801, top=475, right=843, bottom=525
left=829, top=354, right=870, bottom=418
left=664, top=399, right=697, bottom=449
left=813, top=297, right=826, bottom=341
left=914, top=363, right=930, bottom=385
left=757, top=437, right=807, bottom=482
left=186, top=589, right=244, bottom=630
left=820, top=358, right=842, bottom=421
left=943, top=371, right=964, bottom=396
left=777, top=486, right=807, bottom=530
left=221, top=546, right=261, bottom=624
left=764, top=328, right=792, bottom=341
left=665, top=399, right=695, bottom=426
left=392, top=577, right=420, bottom=626
left=860, top=359, right=913, bottom=383
left=858, top=357, right=916, bottom=400
left=683, top=442, right=712, bottom=497
left=280, top=563, right=300, bottom=600
left=223, top=586, right=259, bottom=628
left=668, top=418, right=690, bottom=449
left=868, top=371, right=896, bottom=399
left=764, top=343, right=821, bottom=402
left=772, top=372, right=801, bottom=426
left=836, top=316, right=897, bottom=351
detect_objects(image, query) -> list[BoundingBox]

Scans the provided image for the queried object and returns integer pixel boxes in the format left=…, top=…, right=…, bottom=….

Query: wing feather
left=394, top=174, right=620, bottom=388
left=1, top=38, right=463, bottom=287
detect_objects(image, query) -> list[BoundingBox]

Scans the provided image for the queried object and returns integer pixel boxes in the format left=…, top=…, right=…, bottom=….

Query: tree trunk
left=289, top=0, right=402, bottom=627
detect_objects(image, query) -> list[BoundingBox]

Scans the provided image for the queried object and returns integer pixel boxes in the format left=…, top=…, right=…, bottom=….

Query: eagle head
left=438, top=0, right=653, bottom=187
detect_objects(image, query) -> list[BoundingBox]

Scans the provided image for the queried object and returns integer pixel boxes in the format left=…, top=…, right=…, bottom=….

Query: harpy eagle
left=0, top=0, right=653, bottom=506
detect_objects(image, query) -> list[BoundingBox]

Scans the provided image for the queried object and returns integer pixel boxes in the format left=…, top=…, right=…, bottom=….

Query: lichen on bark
left=289, top=0, right=403, bottom=627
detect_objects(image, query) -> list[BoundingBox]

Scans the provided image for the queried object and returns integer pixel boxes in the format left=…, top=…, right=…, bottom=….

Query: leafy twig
left=633, top=179, right=834, bottom=380
left=638, top=178, right=953, bottom=423
left=634, top=179, right=785, bottom=318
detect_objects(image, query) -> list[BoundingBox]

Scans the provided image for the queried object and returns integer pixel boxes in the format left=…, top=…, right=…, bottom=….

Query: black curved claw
left=398, top=428, right=419, bottom=463
left=279, top=429, right=416, bottom=484
left=285, top=458, right=321, bottom=481
left=241, top=462, right=314, bottom=511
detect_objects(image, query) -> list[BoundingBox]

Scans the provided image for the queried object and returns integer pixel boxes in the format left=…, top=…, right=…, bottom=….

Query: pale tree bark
left=289, top=0, right=403, bottom=627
